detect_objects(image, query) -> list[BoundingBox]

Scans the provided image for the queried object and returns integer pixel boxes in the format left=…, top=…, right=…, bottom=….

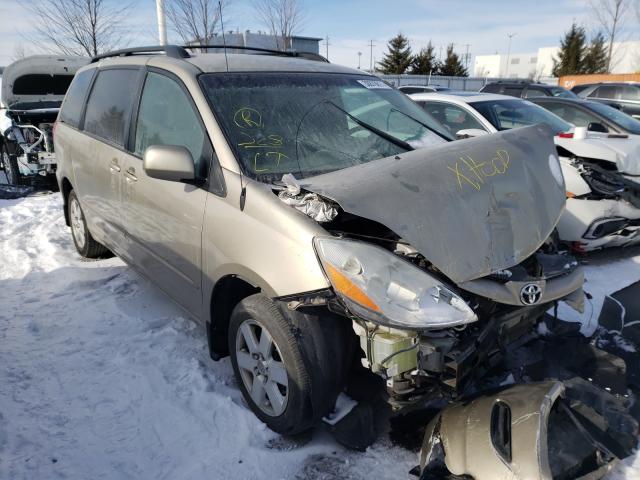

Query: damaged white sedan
left=412, top=92, right=640, bottom=251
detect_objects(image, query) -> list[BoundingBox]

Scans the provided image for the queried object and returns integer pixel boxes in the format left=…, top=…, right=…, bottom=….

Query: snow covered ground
left=1, top=192, right=640, bottom=479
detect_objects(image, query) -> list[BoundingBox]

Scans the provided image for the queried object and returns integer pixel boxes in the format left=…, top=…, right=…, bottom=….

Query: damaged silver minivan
left=55, top=46, right=633, bottom=478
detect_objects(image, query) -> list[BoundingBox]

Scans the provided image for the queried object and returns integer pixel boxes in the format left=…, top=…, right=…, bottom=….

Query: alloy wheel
left=70, top=197, right=86, bottom=249
left=235, top=319, right=289, bottom=416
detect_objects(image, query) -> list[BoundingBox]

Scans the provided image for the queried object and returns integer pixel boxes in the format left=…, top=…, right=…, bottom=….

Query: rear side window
left=594, top=85, right=618, bottom=99
left=84, top=69, right=139, bottom=146
left=400, top=87, right=426, bottom=94
left=134, top=72, right=206, bottom=175
left=503, top=87, right=523, bottom=97
left=59, top=69, right=95, bottom=128
left=481, top=84, right=501, bottom=93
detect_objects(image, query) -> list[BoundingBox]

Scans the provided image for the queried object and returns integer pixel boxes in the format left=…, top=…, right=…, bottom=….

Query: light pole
left=156, top=0, right=167, bottom=45
left=505, top=33, right=516, bottom=78
left=357, top=51, right=362, bottom=69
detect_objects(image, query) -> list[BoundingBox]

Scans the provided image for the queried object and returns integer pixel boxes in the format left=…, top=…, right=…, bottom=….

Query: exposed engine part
left=580, top=160, right=640, bottom=209
left=352, top=321, right=418, bottom=377
left=278, top=173, right=338, bottom=222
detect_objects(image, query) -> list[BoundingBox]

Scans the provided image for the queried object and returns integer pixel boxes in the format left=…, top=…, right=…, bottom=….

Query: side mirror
left=587, top=122, right=608, bottom=133
left=143, top=145, right=195, bottom=182
left=456, top=128, right=489, bottom=139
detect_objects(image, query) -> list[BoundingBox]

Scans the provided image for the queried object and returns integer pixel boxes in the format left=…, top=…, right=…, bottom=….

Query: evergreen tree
left=410, top=42, right=439, bottom=74
left=439, top=44, right=468, bottom=76
left=378, top=33, right=413, bottom=74
left=552, top=22, right=587, bottom=76
left=583, top=32, right=608, bottom=74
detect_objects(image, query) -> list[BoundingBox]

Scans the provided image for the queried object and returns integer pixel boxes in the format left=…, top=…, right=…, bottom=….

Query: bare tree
left=588, top=0, right=632, bottom=72
left=12, top=44, right=33, bottom=61
left=166, top=0, right=230, bottom=46
left=24, top=0, right=130, bottom=57
left=252, top=0, right=306, bottom=50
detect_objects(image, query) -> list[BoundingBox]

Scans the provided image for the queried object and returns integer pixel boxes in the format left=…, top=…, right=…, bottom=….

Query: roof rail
left=182, top=44, right=330, bottom=62
left=91, top=45, right=190, bottom=63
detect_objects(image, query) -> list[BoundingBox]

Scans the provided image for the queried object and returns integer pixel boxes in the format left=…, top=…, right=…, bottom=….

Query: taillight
left=558, top=132, right=574, bottom=138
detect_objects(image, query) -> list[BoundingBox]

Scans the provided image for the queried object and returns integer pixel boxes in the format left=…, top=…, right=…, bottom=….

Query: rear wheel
left=68, top=190, right=109, bottom=258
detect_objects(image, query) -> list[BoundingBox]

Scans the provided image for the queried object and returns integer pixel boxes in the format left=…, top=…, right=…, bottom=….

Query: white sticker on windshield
left=357, top=79, right=392, bottom=90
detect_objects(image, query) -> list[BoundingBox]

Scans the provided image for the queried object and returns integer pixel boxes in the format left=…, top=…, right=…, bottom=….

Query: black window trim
left=79, top=65, right=145, bottom=151
left=130, top=66, right=226, bottom=197
left=58, top=67, right=97, bottom=131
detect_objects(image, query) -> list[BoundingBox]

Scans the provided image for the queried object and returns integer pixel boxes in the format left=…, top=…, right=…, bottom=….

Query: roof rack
left=182, top=44, right=329, bottom=62
left=494, top=80, right=531, bottom=84
left=91, top=45, right=190, bottom=63
left=91, top=44, right=330, bottom=65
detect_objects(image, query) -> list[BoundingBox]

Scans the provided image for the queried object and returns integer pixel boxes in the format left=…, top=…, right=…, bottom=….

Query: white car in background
left=410, top=92, right=640, bottom=251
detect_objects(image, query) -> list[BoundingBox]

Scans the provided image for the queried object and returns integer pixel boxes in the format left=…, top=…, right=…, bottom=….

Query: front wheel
left=229, top=294, right=348, bottom=435
left=68, top=190, right=109, bottom=258
left=2, top=143, right=23, bottom=186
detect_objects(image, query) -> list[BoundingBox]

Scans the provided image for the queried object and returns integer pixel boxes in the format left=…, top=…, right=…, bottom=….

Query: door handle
left=125, top=167, right=137, bottom=182
left=110, top=158, right=121, bottom=173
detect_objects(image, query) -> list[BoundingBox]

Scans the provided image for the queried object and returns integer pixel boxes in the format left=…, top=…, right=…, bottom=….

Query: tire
left=67, top=190, right=109, bottom=258
left=229, top=294, right=352, bottom=435
left=1, top=142, right=24, bottom=186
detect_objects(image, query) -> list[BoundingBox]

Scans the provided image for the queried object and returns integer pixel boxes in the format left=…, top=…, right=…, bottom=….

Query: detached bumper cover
left=419, top=381, right=625, bottom=480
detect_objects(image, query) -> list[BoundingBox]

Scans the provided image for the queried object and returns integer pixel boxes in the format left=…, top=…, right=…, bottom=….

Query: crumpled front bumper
left=558, top=198, right=640, bottom=250
left=418, top=381, right=626, bottom=480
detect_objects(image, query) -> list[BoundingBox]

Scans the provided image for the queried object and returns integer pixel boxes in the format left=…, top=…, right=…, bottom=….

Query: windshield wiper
left=324, top=100, right=414, bottom=152
left=389, top=107, right=453, bottom=141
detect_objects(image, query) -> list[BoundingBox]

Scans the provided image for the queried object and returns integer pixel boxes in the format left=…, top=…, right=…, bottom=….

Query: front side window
left=621, top=86, right=640, bottom=101
left=588, top=101, right=640, bottom=134
left=134, top=72, right=206, bottom=175
left=59, top=69, right=95, bottom=128
left=200, top=73, right=450, bottom=182
left=541, top=102, right=601, bottom=128
left=419, top=101, right=485, bottom=134
left=83, top=69, right=139, bottom=146
left=548, top=87, right=578, bottom=99
left=471, top=99, right=571, bottom=134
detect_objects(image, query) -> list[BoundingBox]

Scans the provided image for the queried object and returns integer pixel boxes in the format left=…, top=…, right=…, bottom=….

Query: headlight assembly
left=314, top=237, right=478, bottom=330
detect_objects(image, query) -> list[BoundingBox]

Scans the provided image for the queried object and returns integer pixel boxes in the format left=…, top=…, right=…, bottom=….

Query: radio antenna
left=218, top=1, right=230, bottom=72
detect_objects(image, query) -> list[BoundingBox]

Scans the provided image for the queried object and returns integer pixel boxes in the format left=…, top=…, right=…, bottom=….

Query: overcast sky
left=0, top=0, right=630, bottom=68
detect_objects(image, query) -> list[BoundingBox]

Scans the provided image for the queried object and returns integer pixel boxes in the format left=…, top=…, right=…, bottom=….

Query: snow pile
left=0, top=193, right=639, bottom=479
left=0, top=194, right=414, bottom=479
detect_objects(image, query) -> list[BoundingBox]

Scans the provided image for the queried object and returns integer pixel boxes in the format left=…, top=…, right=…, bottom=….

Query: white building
left=474, top=40, right=640, bottom=79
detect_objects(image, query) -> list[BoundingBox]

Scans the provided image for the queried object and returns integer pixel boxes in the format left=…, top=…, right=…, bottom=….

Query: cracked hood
left=302, top=125, right=566, bottom=284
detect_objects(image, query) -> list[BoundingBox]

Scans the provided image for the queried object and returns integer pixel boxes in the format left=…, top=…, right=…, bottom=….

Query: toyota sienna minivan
left=55, top=45, right=585, bottom=442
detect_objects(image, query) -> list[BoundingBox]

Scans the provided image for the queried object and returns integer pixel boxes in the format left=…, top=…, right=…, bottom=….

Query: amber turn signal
left=325, top=263, right=381, bottom=312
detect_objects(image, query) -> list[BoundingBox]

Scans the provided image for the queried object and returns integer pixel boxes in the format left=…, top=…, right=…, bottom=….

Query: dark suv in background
left=572, top=83, right=640, bottom=119
left=480, top=80, right=577, bottom=99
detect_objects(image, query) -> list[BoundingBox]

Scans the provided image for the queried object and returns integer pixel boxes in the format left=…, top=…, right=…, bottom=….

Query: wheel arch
left=207, top=275, right=260, bottom=360
left=61, top=177, right=73, bottom=226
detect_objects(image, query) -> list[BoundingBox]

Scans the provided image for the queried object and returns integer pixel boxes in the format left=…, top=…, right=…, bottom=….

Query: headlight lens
left=548, top=153, right=564, bottom=187
left=314, top=237, right=478, bottom=329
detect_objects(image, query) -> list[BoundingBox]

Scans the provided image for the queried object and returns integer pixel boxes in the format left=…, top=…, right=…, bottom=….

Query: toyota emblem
left=520, top=283, right=542, bottom=305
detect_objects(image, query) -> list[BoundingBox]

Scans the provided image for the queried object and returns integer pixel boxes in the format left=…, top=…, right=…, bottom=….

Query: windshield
left=200, top=73, right=450, bottom=181
left=587, top=101, right=640, bottom=134
left=549, top=87, right=578, bottom=99
left=471, top=99, right=571, bottom=134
